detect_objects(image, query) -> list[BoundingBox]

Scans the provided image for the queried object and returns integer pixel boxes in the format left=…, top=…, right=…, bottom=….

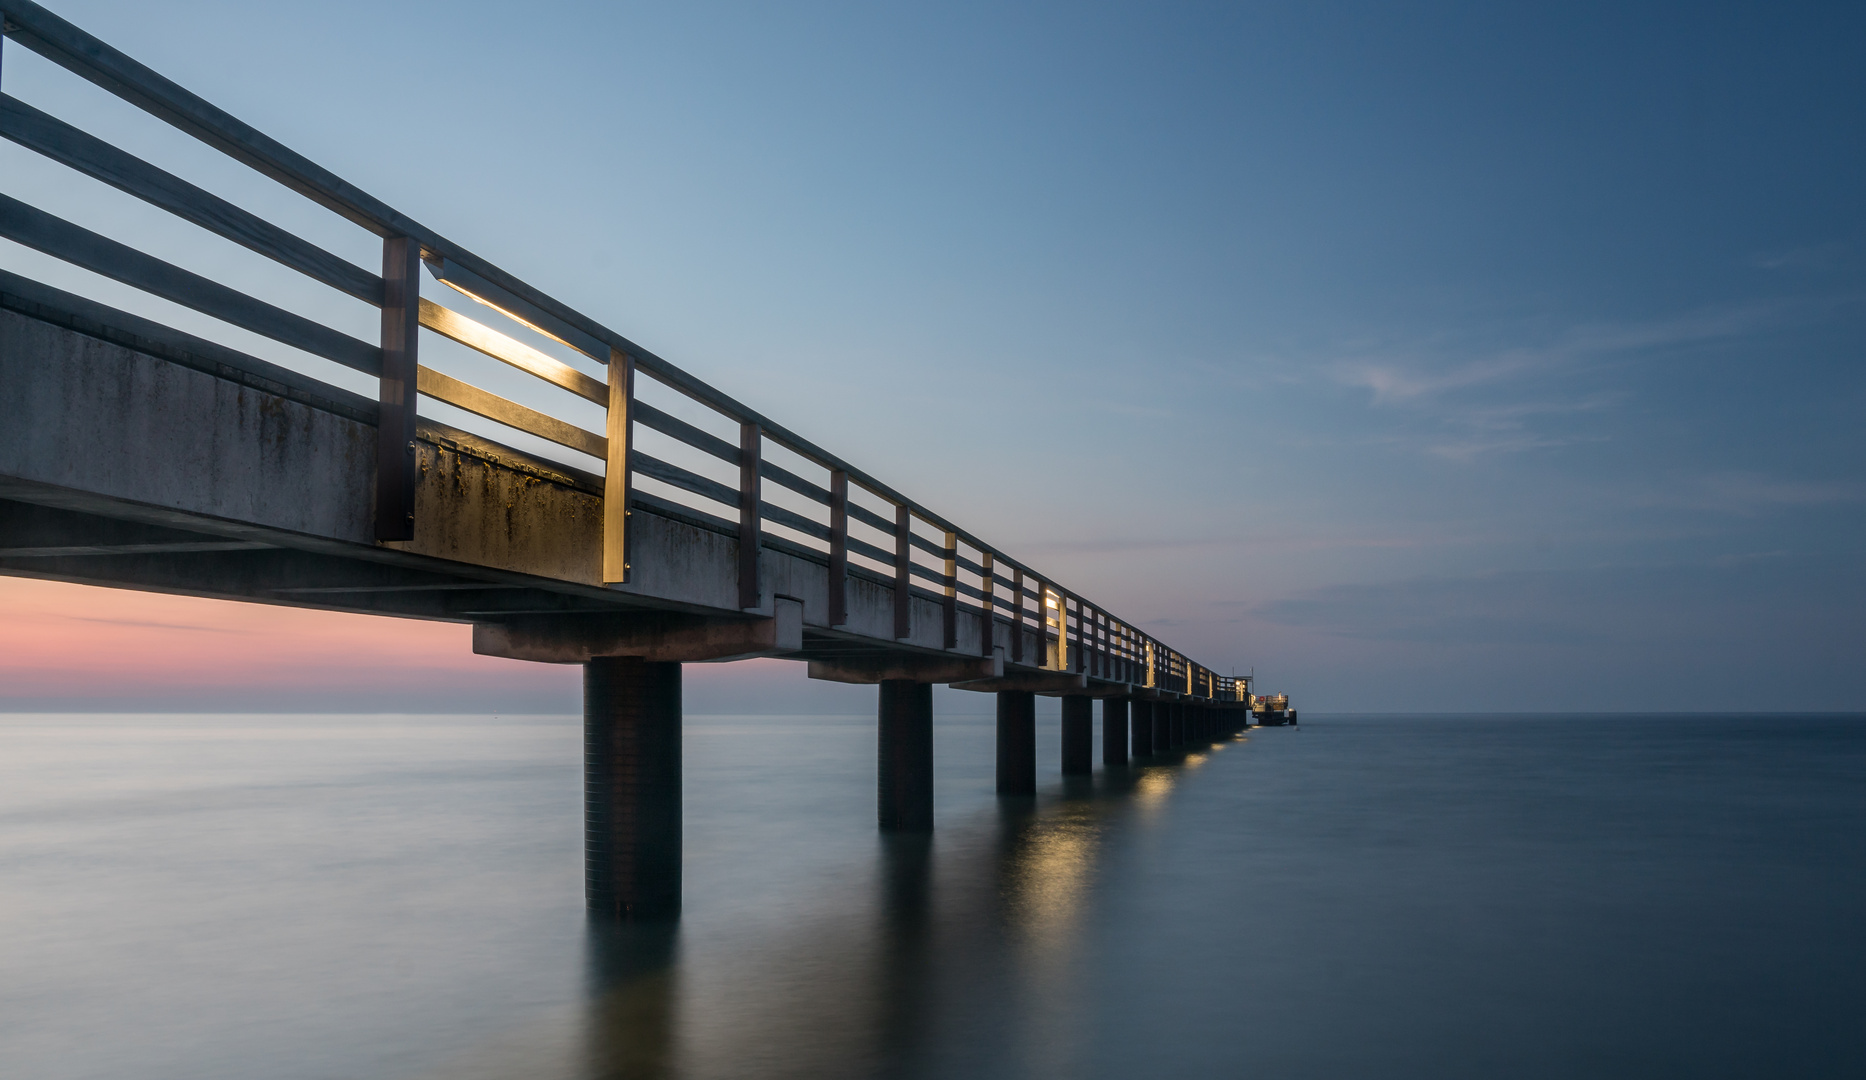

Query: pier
left=0, top=2, right=1253, bottom=919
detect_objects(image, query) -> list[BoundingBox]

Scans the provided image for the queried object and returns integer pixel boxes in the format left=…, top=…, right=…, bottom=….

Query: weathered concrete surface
left=399, top=438, right=603, bottom=585
left=0, top=306, right=376, bottom=543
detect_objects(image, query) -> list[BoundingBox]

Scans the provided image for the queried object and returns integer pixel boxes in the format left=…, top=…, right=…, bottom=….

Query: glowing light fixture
left=424, top=256, right=609, bottom=362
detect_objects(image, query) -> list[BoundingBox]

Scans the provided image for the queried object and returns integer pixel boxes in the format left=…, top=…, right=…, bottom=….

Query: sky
left=1, top=0, right=1861, bottom=712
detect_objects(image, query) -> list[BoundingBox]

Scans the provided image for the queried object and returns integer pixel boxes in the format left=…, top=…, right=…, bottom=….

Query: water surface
left=2, top=712, right=1861, bottom=1078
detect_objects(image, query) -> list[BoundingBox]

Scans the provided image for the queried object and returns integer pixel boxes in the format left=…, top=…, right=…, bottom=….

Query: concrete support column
left=1103, top=697, right=1129, bottom=767
left=1169, top=702, right=1185, bottom=749
left=878, top=680, right=934, bottom=831
left=995, top=690, right=1036, bottom=796
left=1131, top=699, right=1153, bottom=757
left=1061, top=694, right=1093, bottom=775
left=585, top=657, right=682, bottom=920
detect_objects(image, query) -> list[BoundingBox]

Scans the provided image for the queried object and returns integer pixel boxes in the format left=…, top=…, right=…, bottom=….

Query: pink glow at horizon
left=0, top=576, right=573, bottom=706
left=0, top=577, right=852, bottom=713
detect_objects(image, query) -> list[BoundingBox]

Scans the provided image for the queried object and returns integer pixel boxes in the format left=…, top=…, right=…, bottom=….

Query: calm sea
left=1, top=712, right=1861, bottom=1079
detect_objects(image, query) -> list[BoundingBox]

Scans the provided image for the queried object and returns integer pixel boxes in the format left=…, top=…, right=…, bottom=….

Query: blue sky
left=2, top=1, right=1861, bottom=710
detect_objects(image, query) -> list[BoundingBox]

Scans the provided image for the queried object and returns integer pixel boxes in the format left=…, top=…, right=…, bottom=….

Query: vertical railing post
left=979, top=552, right=995, bottom=657
left=1059, top=593, right=1070, bottom=672
left=1073, top=600, right=1085, bottom=674
left=828, top=469, right=849, bottom=626
left=1046, top=588, right=1064, bottom=671
left=941, top=531, right=958, bottom=650
left=738, top=422, right=761, bottom=610
left=893, top=504, right=912, bottom=639
left=1010, top=567, right=1025, bottom=663
left=602, top=348, right=634, bottom=584
left=374, top=236, right=420, bottom=541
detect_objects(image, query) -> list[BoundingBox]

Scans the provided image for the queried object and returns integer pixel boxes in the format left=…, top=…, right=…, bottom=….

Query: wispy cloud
left=1700, top=471, right=1866, bottom=509
left=1334, top=301, right=1782, bottom=404
left=1318, top=299, right=1802, bottom=460
left=1666, top=471, right=1866, bottom=515
left=1749, top=243, right=1847, bottom=271
left=58, top=614, right=239, bottom=633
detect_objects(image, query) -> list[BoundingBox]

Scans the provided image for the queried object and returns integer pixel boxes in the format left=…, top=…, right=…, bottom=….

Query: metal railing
left=0, top=1, right=1244, bottom=700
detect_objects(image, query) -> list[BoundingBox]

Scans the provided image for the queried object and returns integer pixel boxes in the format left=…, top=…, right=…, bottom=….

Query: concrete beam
left=474, top=597, right=803, bottom=663
left=807, top=651, right=1002, bottom=685
left=950, top=669, right=1086, bottom=695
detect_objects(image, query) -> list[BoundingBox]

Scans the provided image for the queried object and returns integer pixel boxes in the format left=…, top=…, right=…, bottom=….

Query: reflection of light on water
left=1004, top=810, right=1097, bottom=941
left=1000, top=805, right=1105, bottom=1080
left=1133, top=769, right=1176, bottom=810
left=1183, top=752, right=1207, bottom=768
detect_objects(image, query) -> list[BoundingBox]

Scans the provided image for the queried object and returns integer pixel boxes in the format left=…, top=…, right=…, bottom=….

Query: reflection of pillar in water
left=873, top=832, right=935, bottom=1066
left=584, top=921, right=679, bottom=1079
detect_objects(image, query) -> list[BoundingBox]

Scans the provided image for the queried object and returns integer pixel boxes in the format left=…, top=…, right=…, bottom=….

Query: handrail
left=0, top=0, right=1239, bottom=697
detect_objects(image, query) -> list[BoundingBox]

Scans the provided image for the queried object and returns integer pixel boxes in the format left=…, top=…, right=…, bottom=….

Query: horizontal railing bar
left=952, top=580, right=988, bottom=602
left=2, top=1, right=421, bottom=238
left=761, top=460, right=830, bottom=505
left=416, top=366, right=605, bottom=459
left=632, top=451, right=741, bottom=511
left=953, top=552, right=987, bottom=577
left=629, top=487, right=738, bottom=537
left=419, top=299, right=606, bottom=405
left=761, top=502, right=830, bottom=542
left=0, top=94, right=382, bottom=304
left=0, top=193, right=382, bottom=374
left=845, top=535, right=895, bottom=566
left=906, top=561, right=944, bottom=587
left=907, top=532, right=945, bottom=559
left=632, top=399, right=740, bottom=465
left=846, top=502, right=896, bottom=536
